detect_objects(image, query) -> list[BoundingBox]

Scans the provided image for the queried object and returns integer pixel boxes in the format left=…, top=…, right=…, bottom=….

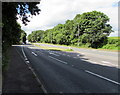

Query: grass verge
left=32, top=43, right=74, bottom=52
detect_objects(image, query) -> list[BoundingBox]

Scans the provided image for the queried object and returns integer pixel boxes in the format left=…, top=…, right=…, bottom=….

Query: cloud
left=17, top=0, right=119, bottom=37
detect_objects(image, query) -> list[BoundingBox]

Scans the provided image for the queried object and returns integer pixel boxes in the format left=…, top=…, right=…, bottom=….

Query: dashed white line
left=85, top=70, right=120, bottom=85
left=32, top=52, right=38, bottom=56
left=67, top=55, right=70, bottom=57
left=73, top=57, right=78, bottom=59
left=49, top=56, right=68, bottom=64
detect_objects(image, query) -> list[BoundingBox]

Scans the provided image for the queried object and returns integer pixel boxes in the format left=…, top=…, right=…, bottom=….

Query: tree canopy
left=28, top=11, right=113, bottom=48
left=2, top=2, right=40, bottom=49
left=2, top=2, right=41, bottom=69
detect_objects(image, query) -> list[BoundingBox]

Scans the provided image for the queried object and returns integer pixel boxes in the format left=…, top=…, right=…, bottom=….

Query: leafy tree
left=78, top=11, right=113, bottom=48
left=2, top=2, right=41, bottom=70
left=20, top=30, right=27, bottom=44
left=28, top=11, right=113, bottom=49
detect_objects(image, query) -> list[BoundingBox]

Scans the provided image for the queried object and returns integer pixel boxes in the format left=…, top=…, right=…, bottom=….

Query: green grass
left=108, top=37, right=120, bottom=39
left=31, top=36, right=120, bottom=52
left=32, top=43, right=74, bottom=52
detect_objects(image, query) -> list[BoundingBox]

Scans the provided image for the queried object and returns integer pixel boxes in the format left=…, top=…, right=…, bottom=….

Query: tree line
left=28, top=11, right=113, bottom=48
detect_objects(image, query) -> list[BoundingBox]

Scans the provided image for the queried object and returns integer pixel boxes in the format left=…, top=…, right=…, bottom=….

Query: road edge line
left=20, top=46, right=48, bottom=93
left=85, top=70, right=120, bottom=85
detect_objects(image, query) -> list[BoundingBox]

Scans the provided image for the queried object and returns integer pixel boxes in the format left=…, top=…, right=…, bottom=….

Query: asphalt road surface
left=13, top=44, right=119, bottom=93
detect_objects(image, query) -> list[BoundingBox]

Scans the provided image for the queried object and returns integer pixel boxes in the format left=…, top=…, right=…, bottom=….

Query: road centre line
left=49, top=56, right=68, bottom=64
left=32, top=52, right=38, bottom=56
left=85, top=70, right=120, bottom=85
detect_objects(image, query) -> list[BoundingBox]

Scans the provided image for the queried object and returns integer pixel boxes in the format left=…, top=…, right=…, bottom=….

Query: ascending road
left=14, top=44, right=119, bottom=93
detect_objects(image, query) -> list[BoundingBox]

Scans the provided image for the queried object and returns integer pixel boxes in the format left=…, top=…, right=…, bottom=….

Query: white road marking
left=32, top=52, right=38, bottom=56
left=22, top=46, right=28, bottom=60
left=67, top=55, right=70, bottom=57
left=49, top=56, right=68, bottom=64
left=26, top=61, right=30, bottom=63
left=22, top=47, right=27, bottom=58
left=101, top=61, right=117, bottom=66
left=85, top=70, right=120, bottom=85
left=21, top=46, right=47, bottom=93
left=73, top=57, right=78, bottom=59
left=101, top=61, right=111, bottom=64
left=87, top=60, right=97, bottom=64
left=49, top=52, right=59, bottom=56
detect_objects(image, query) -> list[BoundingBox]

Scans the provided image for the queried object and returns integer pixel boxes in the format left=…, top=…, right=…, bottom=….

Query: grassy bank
left=32, top=37, right=120, bottom=52
left=32, top=43, right=73, bottom=52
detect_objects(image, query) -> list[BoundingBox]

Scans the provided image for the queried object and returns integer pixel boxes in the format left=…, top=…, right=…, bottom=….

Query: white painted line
left=67, top=55, right=70, bottom=57
left=49, top=56, right=68, bottom=64
left=49, top=52, right=59, bottom=56
left=101, top=61, right=117, bottom=66
left=77, top=54, right=80, bottom=56
left=22, top=46, right=27, bottom=58
left=101, top=61, right=111, bottom=64
left=81, top=59, right=86, bottom=61
left=32, top=52, right=38, bottom=56
left=85, top=70, right=120, bottom=85
left=26, top=61, right=30, bottom=63
left=73, top=57, right=78, bottom=59
left=88, top=60, right=97, bottom=64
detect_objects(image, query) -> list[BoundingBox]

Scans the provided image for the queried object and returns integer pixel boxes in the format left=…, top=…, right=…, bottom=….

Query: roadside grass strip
left=32, top=43, right=74, bottom=52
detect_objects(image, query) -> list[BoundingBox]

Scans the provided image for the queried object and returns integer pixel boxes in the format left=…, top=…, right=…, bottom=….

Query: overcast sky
left=17, top=0, right=119, bottom=37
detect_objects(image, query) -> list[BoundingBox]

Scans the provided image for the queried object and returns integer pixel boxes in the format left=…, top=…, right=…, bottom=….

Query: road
left=14, top=44, right=119, bottom=93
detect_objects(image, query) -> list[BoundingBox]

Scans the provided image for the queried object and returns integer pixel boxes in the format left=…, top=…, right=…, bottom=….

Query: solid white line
left=49, top=52, right=59, bottom=56
left=101, top=61, right=111, bottom=64
left=22, top=46, right=27, bottom=58
left=21, top=46, right=47, bottom=93
left=22, top=46, right=28, bottom=60
left=85, top=70, right=120, bottom=85
left=49, top=56, right=68, bottom=64
left=32, top=52, right=37, bottom=56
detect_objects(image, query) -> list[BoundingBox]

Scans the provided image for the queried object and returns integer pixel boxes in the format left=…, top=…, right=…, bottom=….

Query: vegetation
left=20, top=30, right=27, bottom=44
left=2, top=2, right=41, bottom=71
left=99, top=37, right=120, bottom=50
left=28, top=11, right=115, bottom=50
left=33, top=44, right=73, bottom=52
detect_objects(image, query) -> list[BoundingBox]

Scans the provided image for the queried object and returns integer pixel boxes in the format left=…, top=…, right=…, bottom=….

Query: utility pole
left=51, top=31, right=52, bottom=43
left=77, top=24, right=80, bottom=46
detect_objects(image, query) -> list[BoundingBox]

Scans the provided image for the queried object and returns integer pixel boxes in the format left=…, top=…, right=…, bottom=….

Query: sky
left=17, top=0, right=119, bottom=37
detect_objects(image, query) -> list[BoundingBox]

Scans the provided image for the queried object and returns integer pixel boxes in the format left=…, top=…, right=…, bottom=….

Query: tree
left=20, top=30, right=27, bottom=44
left=2, top=2, right=41, bottom=70
left=78, top=11, right=113, bottom=48
left=28, top=11, right=113, bottom=49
